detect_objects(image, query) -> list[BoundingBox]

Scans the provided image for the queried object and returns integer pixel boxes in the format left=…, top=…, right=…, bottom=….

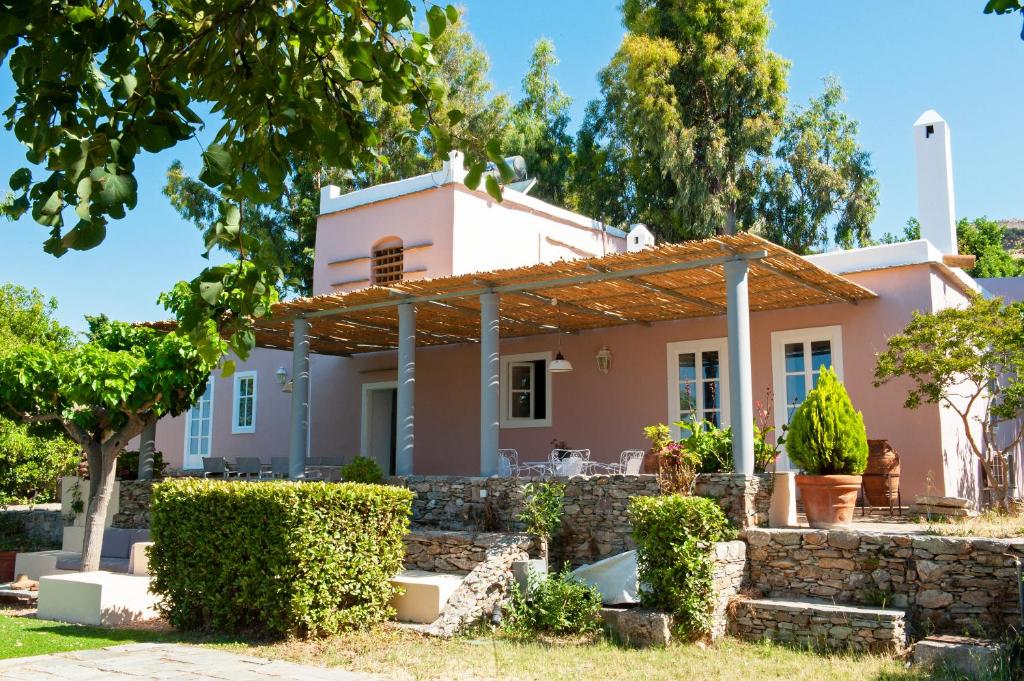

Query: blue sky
left=2, top=1, right=1023, bottom=331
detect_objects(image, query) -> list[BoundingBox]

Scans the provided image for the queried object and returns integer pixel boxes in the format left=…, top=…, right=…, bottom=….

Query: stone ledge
left=730, top=597, right=907, bottom=654
left=742, top=597, right=905, bottom=620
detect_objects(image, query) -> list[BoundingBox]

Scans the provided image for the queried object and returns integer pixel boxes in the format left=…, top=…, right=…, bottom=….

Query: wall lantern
left=596, top=345, right=613, bottom=374
left=275, top=366, right=293, bottom=392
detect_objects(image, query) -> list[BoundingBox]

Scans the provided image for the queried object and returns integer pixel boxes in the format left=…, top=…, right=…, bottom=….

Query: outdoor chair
left=589, top=449, right=646, bottom=475
left=497, top=449, right=519, bottom=477
left=260, top=457, right=290, bottom=479
left=302, top=457, right=324, bottom=480
left=497, top=449, right=545, bottom=477
left=233, top=457, right=262, bottom=479
left=550, top=449, right=590, bottom=476
left=201, top=457, right=228, bottom=478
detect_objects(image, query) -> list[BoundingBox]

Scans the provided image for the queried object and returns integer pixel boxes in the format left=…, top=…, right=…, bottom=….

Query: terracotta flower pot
left=795, top=474, right=862, bottom=528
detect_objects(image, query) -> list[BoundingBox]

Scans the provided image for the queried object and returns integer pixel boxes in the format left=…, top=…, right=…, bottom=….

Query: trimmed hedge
left=148, top=479, right=413, bottom=637
left=628, top=494, right=734, bottom=639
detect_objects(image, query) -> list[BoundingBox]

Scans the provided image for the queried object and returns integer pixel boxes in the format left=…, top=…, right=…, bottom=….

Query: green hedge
left=628, top=494, right=734, bottom=639
left=148, top=479, right=413, bottom=637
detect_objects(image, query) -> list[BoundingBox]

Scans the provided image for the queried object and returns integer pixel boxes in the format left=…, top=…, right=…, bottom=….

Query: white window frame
left=666, top=338, right=730, bottom=440
left=771, top=325, right=844, bottom=470
left=499, top=351, right=553, bottom=429
left=183, top=377, right=215, bottom=469
left=231, top=370, right=258, bottom=434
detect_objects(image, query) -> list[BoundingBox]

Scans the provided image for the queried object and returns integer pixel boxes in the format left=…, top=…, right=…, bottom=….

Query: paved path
left=0, top=643, right=381, bottom=680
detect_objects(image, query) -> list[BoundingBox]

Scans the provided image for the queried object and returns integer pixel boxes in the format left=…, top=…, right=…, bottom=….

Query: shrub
left=518, top=481, right=565, bottom=558
left=340, top=456, right=383, bottom=484
left=0, top=418, right=79, bottom=505
left=148, top=479, right=413, bottom=637
left=628, top=495, right=734, bottom=639
left=503, top=564, right=602, bottom=638
left=784, top=367, right=868, bottom=475
left=679, top=419, right=733, bottom=473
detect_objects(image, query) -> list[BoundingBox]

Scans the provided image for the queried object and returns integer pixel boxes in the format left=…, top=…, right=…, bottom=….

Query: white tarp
left=571, top=550, right=640, bottom=605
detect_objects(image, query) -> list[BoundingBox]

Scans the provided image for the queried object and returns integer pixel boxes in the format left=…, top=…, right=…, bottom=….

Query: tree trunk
left=80, top=450, right=118, bottom=572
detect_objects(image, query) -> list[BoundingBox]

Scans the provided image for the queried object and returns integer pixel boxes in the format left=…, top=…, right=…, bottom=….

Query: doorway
left=360, top=381, right=398, bottom=475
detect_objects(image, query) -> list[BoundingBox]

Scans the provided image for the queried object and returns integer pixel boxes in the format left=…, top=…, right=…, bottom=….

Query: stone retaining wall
left=425, top=533, right=532, bottom=638
left=744, top=528, right=1024, bottom=638
left=389, top=473, right=768, bottom=567
left=111, top=480, right=154, bottom=529
left=730, top=598, right=907, bottom=654
left=404, top=529, right=533, bottom=574
left=710, top=540, right=747, bottom=640
left=0, top=504, right=62, bottom=547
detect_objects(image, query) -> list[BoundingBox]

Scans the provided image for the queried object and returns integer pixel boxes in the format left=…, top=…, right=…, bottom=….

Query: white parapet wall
left=61, top=476, right=120, bottom=529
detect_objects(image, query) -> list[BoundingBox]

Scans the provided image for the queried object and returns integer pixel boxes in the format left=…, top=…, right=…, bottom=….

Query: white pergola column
left=396, top=303, right=416, bottom=475
left=725, top=259, right=754, bottom=475
left=479, top=293, right=500, bottom=476
left=288, top=318, right=311, bottom=479
left=138, top=420, right=156, bottom=481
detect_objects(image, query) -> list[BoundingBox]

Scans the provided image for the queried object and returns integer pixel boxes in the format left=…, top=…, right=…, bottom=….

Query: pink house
left=149, top=111, right=1020, bottom=506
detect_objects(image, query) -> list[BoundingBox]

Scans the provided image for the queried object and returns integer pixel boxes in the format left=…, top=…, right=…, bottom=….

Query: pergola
left=253, top=233, right=876, bottom=479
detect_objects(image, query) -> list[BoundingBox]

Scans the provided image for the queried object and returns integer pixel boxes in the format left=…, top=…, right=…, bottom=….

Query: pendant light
left=549, top=327, right=573, bottom=373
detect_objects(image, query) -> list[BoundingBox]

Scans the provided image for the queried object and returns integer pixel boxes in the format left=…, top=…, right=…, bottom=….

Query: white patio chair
left=588, top=449, right=645, bottom=475
left=498, top=449, right=519, bottom=477
left=621, top=449, right=646, bottom=475
left=551, top=449, right=590, bottom=476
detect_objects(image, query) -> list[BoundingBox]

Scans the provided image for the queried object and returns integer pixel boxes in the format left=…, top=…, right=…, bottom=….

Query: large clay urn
left=795, top=474, right=862, bottom=528
left=864, top=439, right=900, bottom=506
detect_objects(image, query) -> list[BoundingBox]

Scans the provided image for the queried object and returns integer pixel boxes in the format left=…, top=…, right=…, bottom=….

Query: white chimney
left=913, top=110, right=957, bottom=254
left=627, top=223, right=655, bottom=252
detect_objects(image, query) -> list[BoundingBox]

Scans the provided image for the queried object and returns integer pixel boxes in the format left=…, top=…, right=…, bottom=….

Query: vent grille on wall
left=372, top=245, right=404, bottom=285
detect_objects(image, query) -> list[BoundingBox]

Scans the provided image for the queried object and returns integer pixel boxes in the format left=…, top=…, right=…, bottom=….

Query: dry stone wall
left=424, top=533, right=532, bottom=638
left=730, top=598, right=908, bottom=654
left=404, top=530, right=532, bottom=574
left=0, top=504, right=62, bottom=547
left=388, top=473, right=769, bottom=567
left=710, top=540, right=747, bottom=640
left=744, top=528, right=1024, bottom=638
left=111, top=480, right=154, bottom=528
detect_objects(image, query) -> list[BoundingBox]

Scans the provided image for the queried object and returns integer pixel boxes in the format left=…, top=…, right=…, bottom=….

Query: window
left=232, top=370, right=257, bottom=434
left=771, top=325, right=844, bottom=469
left=371, top=238, right=404, bottom=286
left=500, top=352, right=552, bottom=428
left=666, top=339, right=730, bottom=439
left=183, top=377, right=214, bottom=468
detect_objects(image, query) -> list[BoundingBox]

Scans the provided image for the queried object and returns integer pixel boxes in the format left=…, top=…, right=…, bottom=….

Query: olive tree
left=874, top=295, right=1024, bottom=509
left=0, top=316, right=213, bottom=571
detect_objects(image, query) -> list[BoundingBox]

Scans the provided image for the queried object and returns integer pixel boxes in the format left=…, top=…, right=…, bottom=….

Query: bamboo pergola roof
left=248, top=233, right=875, bottom=356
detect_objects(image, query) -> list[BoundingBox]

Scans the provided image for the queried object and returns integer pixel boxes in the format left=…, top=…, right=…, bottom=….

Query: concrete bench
left=15, top=528, right=150, bottom=579
left=390, top=570, right=464, bottom=624
left=36, top=571, right=161, bottom=626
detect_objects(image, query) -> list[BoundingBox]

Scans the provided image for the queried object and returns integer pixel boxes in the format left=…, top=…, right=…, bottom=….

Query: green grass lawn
left=2, top=613, right=1008, bottom=680
left=0, top=613, right=175, bottom=660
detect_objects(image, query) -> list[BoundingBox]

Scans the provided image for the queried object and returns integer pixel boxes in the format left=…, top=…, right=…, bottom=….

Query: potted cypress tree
left=786, top=367, right=868, bottom=528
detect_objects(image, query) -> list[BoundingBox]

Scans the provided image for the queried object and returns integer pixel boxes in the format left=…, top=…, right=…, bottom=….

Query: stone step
left=389, top=570, right=464, bottom=624
left=730, top=597, right=907, bottom=654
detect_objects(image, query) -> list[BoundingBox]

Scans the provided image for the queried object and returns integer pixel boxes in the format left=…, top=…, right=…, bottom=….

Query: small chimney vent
left=627, top=224, right=655, bottom=252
